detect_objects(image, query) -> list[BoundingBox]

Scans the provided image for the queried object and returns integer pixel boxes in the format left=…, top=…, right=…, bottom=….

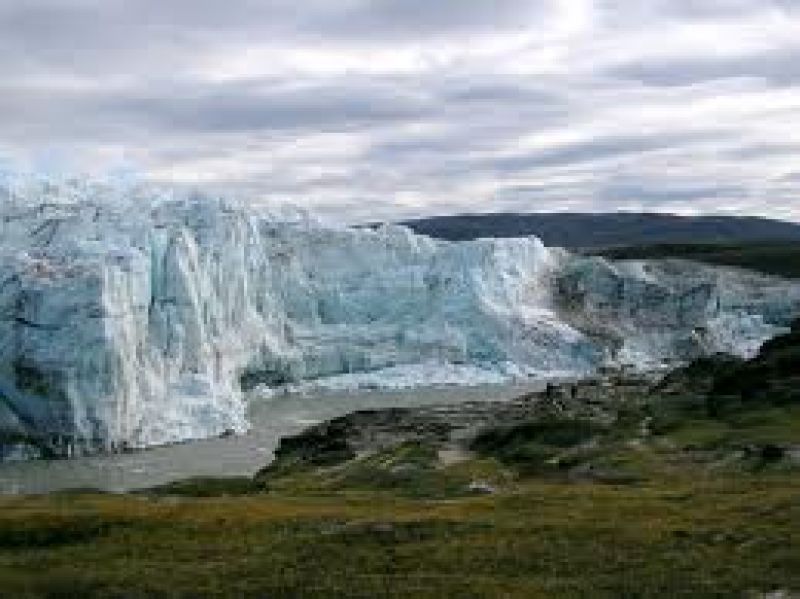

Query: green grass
left=142, top=476, right=264, bottom=498
left=662, top=405, right=800, bottom=451
left=0, top=470, right=798, bottom=598
left=1, top=400, right=798, bottom=598
left=468, top=418, right=608, bottom=477
left=263, top=441, right=511, bottom=500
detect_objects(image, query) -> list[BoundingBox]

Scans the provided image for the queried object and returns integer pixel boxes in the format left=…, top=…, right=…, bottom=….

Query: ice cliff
left=1, top=180, right=799, bottom=458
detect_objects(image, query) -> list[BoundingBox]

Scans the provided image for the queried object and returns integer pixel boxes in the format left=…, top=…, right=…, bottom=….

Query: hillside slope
left=400, top=212, right=800, bottom=248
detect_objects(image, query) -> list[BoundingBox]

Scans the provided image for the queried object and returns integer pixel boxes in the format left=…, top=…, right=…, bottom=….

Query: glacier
left=1, top=179, right=799, bottom=459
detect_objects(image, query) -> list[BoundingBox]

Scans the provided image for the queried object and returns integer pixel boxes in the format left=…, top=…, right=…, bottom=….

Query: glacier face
left=1, top=180, right=799, bottom=458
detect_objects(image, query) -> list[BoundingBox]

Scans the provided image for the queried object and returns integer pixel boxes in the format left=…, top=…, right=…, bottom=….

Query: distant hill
left=398, top=212, right=800, bottom=248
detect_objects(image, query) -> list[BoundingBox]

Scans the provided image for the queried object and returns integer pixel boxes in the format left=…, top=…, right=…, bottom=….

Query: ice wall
left=1, top=180, right=799, bottom=457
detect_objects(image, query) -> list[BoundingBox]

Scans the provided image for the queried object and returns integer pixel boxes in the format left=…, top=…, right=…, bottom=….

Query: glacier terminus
left=1, top=180, right=799, bottom=459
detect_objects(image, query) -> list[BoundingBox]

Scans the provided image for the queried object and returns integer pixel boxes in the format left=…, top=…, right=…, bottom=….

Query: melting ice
left=1, top=180, right=798, bottom=457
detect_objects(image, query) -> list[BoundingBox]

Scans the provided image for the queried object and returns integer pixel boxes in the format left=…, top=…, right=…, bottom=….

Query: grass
left=142, top=476, right=263, bottom=498
left=0, top=401, right=797, bottom=598
left=660, top=405, right=800, bottom=451
left=468, top=418, right=607, bottom=477
left=0, top=470, right=798, bottom=598
left=263, top=441, right=512, bottom=499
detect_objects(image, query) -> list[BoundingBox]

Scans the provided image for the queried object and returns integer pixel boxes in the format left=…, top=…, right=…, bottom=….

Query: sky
left=0, top=0, right=799, bottom=223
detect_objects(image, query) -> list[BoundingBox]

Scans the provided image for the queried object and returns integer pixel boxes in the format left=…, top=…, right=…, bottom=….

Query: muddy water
left=0, top=382, right=547, bottom=495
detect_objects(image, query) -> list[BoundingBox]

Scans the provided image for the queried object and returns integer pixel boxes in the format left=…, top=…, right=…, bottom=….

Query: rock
left=762, top=590, right=797, bottom=599
left=762, top=445, right=785, bottom=461
left=467, top=480, right=497, bottom=494
left=567, top=463, right=642, bottom=485
left=389, top=463, right=420, bottom=475
left=740, top=444, right=787, bottom=463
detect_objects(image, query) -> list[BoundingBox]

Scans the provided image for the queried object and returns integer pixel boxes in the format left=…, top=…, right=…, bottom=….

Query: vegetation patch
left=0, top=513, right=126, bottom=549
left=470, top=417, right=607, bottom=475
left=0, top=473, right=798, bottom=598
left=142, top=476, right=264, bottom=497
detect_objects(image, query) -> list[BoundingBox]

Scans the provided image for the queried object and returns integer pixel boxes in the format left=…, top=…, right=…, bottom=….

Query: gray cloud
left=305, top=0, right=544, bottom=40
left=597, top=179, right=744, bottom=204
left=613, top=47, right=800, bottom=87
left=0, top=0, right=799, bottom=223
left=0, top=0, right=543, bottom=77
left=109, top=79, right=434, bottom=134
left=781, top=172, right=800, bottom=183
left=483, top=131, right=721, bottom=173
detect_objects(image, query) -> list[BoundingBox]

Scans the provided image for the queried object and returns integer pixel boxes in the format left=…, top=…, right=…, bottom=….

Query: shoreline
left=0, top=377, right=571, bottom=495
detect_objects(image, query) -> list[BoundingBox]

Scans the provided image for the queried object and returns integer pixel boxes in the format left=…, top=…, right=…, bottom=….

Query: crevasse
left=1, top=179, right=798, bottom=457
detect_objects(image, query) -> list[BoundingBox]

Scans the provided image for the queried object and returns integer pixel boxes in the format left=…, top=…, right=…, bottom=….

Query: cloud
left=305, top=0, right=546, bottom=40
left=107, top=78, right=434, bottom=134
left=0, top=0, right=798, bottom=223
left=481, top=131, right=720, bottom=172
left=613, top=48, right=800, bottom=87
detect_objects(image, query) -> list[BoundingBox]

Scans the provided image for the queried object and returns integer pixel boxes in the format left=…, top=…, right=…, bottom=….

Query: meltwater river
left=0, top=382, right=548, bottom=495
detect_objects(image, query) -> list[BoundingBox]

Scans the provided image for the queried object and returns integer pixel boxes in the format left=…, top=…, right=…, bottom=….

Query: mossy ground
left=0, top=406, right=798, bottom=598
left=0, top=472, right=797, bottom=598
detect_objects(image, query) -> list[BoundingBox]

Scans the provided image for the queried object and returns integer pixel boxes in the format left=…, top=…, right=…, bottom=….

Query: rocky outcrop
left=257, top=374, right=654, bottom=479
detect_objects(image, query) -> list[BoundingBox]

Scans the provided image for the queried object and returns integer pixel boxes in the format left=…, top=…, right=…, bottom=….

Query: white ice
left=1, top=179, right=798, bottom=456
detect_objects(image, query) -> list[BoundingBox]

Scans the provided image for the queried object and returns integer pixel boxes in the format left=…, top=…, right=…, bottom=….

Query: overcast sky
left=1, top=0, right=799, bottom=222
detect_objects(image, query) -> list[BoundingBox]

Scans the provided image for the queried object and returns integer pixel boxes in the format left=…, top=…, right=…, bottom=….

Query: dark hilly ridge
left=397, top=212, right=800, bottom=278
left=399, top=212, right=800, bottom=248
